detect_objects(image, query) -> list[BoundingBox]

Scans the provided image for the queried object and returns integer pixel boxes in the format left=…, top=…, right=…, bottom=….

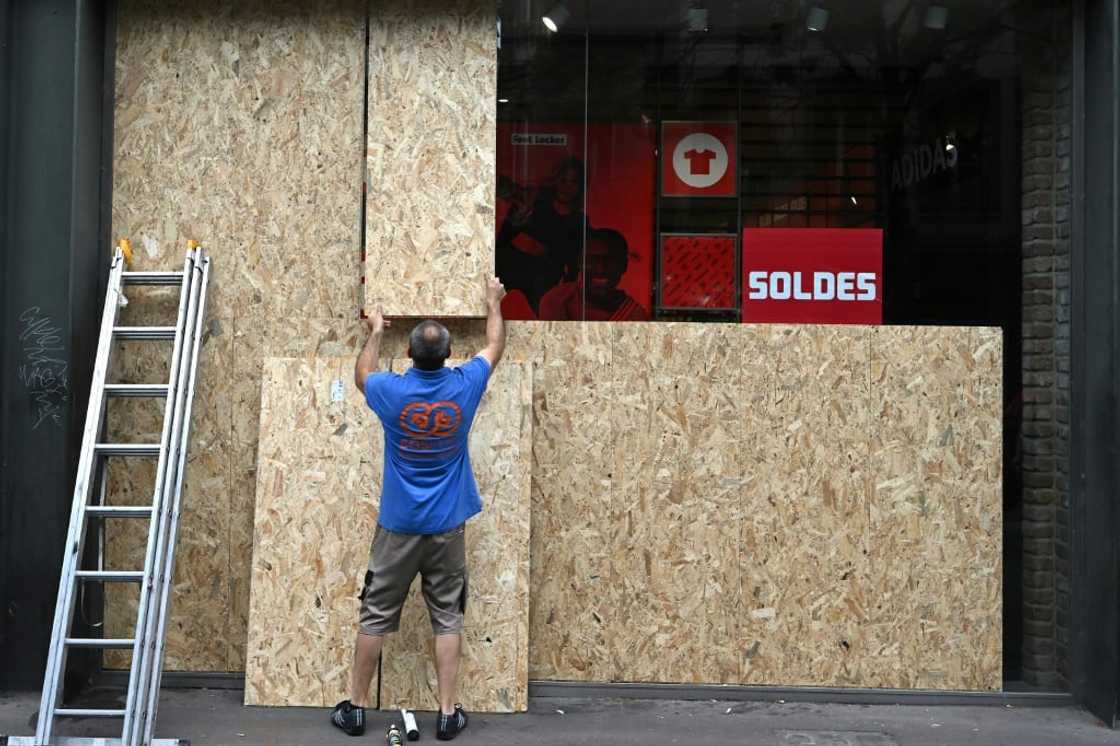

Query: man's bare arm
left=478, top=278, right=507, bottom=368
left=355, top=304, right=391, bottom=391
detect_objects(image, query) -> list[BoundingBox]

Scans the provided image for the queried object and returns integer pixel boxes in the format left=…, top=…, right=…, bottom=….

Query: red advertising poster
left=659, top=234, right=737, bottom=310
left=661, top=121, right=737, bottom=197
left=496, top=122, right=655, bottom=321
left=741, top=228, right=883, bottom=324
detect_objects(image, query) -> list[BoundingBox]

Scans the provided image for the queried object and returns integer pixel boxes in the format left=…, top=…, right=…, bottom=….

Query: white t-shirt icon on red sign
left=672, top=132, right=728, bottom=189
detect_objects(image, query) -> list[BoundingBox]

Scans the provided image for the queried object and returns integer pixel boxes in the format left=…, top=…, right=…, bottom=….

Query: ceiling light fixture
left=542, top=4, right=570, bottom=33
left=924, top=5, right=948, bottom=30
left=498, top=98, right=510, bottom=104
left=687, top=6, right=709, bottom=32
left=806, top=6, right=828, bottom=32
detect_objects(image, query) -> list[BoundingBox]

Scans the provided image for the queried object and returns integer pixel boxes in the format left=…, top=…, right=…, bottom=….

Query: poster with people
left=495, top=122, right=655, bottom=321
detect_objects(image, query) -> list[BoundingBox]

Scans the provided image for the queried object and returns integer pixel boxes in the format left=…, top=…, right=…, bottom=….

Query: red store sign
left=741, top=228, right=883, bottom=325
left=661, top=122, right=738, bottom=197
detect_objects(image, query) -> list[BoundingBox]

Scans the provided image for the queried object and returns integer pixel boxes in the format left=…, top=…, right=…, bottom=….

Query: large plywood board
left=525, top=323, right=616, bottom=682
left=114, top=0, right=364, bottom=320
left=379, top=360, right=532, bottom=713
left=365, top=0, right=497, bottom=317
left=245, top=357, right=531, bottom=711
left=244, top=357, right=380, bottom=706
left=738, top=325, right=874, bottom=686
left=521, top=323, right=1001, bottom=691
left=112, top=0, right=366, bottom=670
left=866, top=326, right=1003, bottom=691
left=604, top=324, right=742, bottom=683
left=229, top=316, right=368, bottom=668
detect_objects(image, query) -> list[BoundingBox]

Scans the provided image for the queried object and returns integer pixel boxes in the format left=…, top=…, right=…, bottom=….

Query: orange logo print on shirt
left=399, top=400, right=462, bottom=439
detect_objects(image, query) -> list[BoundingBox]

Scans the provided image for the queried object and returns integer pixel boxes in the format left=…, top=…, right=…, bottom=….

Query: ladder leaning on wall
left=13, top=243, right=211, bottom=746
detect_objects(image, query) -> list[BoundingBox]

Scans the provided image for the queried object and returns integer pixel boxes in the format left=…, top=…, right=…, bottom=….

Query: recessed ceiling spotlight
left=687, top=7, right=709, bottom=32
left=924, top=5, right=948, bottom=30
left=807, top=6, right=828, bottom=32
left=542, top=4, right=570, bottom=33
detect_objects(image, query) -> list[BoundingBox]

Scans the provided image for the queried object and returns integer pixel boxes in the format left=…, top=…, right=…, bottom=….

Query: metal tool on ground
left=401, top=709, right=419, bottom=741
left=11, top=243, right=212, bottom=746
left=387, top=723, right=404, bottom=746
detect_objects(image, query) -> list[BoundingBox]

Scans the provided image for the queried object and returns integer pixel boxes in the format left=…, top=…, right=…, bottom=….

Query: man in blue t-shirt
left=331, top=278, right=507, bottom=741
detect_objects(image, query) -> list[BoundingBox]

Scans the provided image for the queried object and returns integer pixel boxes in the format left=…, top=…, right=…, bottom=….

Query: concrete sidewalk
left=2, top=688, right=1119, bottom=745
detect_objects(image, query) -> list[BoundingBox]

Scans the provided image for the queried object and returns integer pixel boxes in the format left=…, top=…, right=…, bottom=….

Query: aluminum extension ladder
left=13, top=244, right=211, bottom=746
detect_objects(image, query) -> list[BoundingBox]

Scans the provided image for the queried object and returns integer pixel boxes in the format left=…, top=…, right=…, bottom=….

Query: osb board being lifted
left=112, top=0, right=366, bottom=671
left=244, top=357, right=380, bottom=706
left=379, top=359, right=532, bottom=713
left=245, top=357, right=531, bottom=712
left=365, top=0, right=497, bottom=317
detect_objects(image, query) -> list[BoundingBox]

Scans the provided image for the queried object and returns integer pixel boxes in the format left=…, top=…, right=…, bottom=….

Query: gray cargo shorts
left=357, top=523, right=468, bottom=636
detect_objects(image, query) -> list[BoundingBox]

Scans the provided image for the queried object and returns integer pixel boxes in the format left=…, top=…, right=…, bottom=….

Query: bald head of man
left=408, top=320, right=452, bottom=371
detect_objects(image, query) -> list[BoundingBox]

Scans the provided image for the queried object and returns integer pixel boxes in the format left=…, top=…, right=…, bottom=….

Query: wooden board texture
left=238, top=323, right=999, bottom=692
left=111, top=0, right=1000, bottom=688
left=521, top=322, right=1001, bottom=691
left=110, top=0, right=999, bottom=693
left=245, top=357, right=531, bottom=711
left=244, top=357, right=378, bottom=706
left=738, top=325, right=873, bottom=686
left=365, top=0, right=497, bottom=317
left=110, top=0, right=366, bottom=671
left=865, top=326, right=1003, bottom=690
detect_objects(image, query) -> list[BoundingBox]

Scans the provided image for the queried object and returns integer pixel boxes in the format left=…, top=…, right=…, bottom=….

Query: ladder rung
left=54, top=708, right=127, bottom=718
left=74, top=570, right=145, bottom=582
left=65, top=637, right=135, bottom=649
left=104, top=383, right=170, bottom=397
left=94, top=443, right=161, bottom=457
left=86, top=505, right=153, bottom=518
left=122, top=271, right=184, bottom=286
left=113, top=326, right=176, bottom=340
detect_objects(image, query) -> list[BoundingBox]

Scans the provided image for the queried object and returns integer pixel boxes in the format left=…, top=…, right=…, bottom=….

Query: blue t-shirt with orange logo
left=364, top=356, right=492, bottom=534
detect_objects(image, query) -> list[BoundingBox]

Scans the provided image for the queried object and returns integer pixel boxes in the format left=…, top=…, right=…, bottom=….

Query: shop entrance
left=498, top=0, right=1073, bottom=692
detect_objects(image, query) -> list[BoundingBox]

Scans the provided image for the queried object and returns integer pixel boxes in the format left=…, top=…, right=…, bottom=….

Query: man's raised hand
left=365, top=304, right=391, bottom=335
left=486, top=277, right=507, bottom=308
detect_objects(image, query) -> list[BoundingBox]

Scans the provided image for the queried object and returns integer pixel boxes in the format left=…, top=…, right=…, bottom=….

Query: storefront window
left=498, top=0, right=1071, bottom=688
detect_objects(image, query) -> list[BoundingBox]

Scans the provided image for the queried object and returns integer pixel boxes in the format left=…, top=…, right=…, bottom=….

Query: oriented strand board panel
left=114, top=0, right=364, bottom=320
left=112, top=0, right=366, bottom=670
left=229, top=316, right=368, bottom=668
left=525, top=322, right=744, bottom=683
left=525, top=323, right=616, bottom=682
left=865, top=326, right=1003, bottom=691
left=365, top=0, right=497, bottom=317
left=522, top=323, right=1001, bottom=691
left=738, top=326, right=873, bottom=686
left=605, top=324, right=742, bottom=683
left=379, top=360, right=532, bottom=713
left=244, top=357, right=380, bottom=706
left=245, top=357, right=531, bottom=711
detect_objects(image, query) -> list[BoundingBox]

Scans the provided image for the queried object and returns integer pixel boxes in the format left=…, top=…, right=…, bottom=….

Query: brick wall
left=1019, top=0, right=1072, bottom=689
